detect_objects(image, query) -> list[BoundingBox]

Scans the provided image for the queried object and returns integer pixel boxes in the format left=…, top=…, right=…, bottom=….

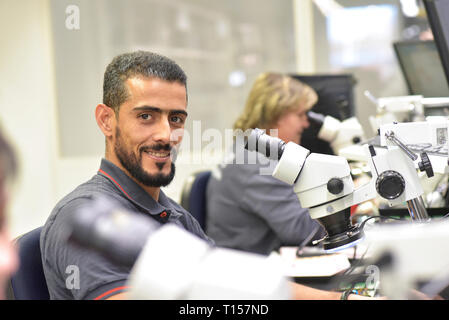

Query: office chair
left=180, top=171, right=212, bottom=231
left=8, top=226, right=50, bottom=300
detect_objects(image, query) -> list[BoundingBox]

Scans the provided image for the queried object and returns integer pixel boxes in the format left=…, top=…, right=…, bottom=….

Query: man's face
left=111, top=77, right=187, bottom=187
left=273, top=107, right=310, bottom=144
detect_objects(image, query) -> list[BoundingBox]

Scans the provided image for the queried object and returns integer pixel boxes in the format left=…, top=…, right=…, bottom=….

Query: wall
left=1, top=0, right=306, bottom=237
left=0, top=0, right=59, bottom=236
left=312, top=0, right=409, bottom=137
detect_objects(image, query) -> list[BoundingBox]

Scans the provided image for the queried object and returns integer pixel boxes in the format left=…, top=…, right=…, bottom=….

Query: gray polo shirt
left=206, top=148, right=325, bottom=255
left=40, top=158, right=213, bottom=300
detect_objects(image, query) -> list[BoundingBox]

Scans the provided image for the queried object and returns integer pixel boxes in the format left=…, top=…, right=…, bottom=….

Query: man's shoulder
left=40, top=173, right=135, bottom=300
left=53, top=174, right=124, bottom=213
left=164, top=195, right=188, bottom=213
left=161, top=192, right=214, bottom=245
left=162, top=192, right=197, bottom=223
left=42, top=174, right=121, bottom=242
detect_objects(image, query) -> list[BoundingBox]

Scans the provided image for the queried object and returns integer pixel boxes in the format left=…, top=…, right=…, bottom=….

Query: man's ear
left=95, top=104, right=116, bottom=137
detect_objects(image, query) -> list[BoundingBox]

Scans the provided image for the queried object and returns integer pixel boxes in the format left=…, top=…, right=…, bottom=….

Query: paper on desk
left=276, top=247, right=351, bottom=278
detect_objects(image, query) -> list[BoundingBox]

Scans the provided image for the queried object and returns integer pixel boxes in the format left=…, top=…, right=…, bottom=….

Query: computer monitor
left=393, top=40, right=449, bottom=97
left=290, top=74, right=356, bottom=155
left=423, top=0, right=449, bottom=87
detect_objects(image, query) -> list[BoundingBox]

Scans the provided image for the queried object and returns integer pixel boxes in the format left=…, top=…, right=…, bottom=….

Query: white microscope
left=364, top=91, right=425, bottom=133
left=66, top=122, right=445, bottom=300
left=245, top=128, right=433, bottom=252
left=245, top=126, right=449, bottom=299
left=363, top=217, right=449, bottom=299
left=307, top=111, right=366, bottom=156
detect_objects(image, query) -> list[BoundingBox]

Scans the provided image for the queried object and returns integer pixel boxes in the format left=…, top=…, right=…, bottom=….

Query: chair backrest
left=180, top=171, right=212, bottom=231
left=9, top=226, right=49, bottom=300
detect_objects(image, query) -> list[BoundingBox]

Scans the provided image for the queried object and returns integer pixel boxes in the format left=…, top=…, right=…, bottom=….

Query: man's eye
left=140, top=113, right=152, bottom=120
left=171, top=116, right=184, bottom=124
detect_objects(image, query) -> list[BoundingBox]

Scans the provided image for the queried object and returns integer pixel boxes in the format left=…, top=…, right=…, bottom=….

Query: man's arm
left=289, top=282, right=376, bottom=300
left=42, top=198, right=132, bottom=300
left=104, top=282, right=376, bottom=300
left=241, top=171, right=325, bottom=245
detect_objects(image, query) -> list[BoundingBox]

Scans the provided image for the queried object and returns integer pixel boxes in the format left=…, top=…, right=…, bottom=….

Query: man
left=0, top=128, right=19, bottom=299
left=41, top=51, right=370, bottom=300
left=40, top=51, right=212, bottom=300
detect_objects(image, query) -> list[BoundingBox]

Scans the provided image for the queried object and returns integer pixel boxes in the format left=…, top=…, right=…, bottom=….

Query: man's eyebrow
left=133, top=106, right=188, bottom=117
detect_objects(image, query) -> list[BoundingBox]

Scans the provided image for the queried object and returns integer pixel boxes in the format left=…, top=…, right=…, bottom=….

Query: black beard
left=114, top=128, right=176, bottom=187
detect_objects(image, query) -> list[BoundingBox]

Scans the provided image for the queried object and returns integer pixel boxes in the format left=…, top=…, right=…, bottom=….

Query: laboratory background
left=1, top=0, right=432, bottom=238
left=5, top=0, right=449, bottom=303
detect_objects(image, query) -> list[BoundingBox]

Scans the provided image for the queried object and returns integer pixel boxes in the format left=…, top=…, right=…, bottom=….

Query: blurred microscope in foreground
left=68, top=197, right=291, bottom=300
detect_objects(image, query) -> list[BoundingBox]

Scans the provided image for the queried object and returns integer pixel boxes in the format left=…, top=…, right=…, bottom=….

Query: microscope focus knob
left=418, top=152, right=434, bottom=178
left=327, top=178, right=344, bottom=195
left=376, top=170, right=405, bottom=200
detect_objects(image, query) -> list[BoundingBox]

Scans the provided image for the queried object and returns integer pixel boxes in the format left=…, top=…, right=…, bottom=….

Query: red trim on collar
left=93, top=285, right=129, bottom=300
left=98, top=169, right=133, bottom=200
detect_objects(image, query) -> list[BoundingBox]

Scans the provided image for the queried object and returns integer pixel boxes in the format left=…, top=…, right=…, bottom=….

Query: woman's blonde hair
left=233, top=72, right=318, bottom=131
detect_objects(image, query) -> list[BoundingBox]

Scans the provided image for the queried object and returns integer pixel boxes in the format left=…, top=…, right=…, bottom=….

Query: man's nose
left=153, top=117, right=172, bottom=143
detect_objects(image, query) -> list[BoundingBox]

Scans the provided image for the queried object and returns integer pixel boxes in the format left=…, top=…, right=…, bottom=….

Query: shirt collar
left=97, top=158, right=181, bottom=219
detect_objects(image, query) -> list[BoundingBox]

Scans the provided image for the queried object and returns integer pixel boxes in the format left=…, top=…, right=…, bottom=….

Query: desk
left=276, top=245, right=374, bottom=293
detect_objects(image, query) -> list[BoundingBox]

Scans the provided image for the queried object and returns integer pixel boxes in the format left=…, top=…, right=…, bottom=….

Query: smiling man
left=99, top=76, right=187, bottom=200
left=40, top=51, right=212, bottom=300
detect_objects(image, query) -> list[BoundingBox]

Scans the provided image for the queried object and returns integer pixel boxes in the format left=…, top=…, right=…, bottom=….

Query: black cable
left=341, top=244, right=370, bottom=277
left=342, top=216, right=402, bottom=276
left=359, top=215, right=403, bottom=230
left=352, top=245, right=357, bottom=261
left=327, top=244, right=370, bottom=296
left=295, top=224, right=321, bottom=257
left=331, top=215, right=403, bottom=292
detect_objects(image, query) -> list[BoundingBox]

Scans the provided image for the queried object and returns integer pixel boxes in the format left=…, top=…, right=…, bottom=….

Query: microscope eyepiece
left=307, top=111, right=326, bottom=125
left=245, top=128, right=287, bottom=160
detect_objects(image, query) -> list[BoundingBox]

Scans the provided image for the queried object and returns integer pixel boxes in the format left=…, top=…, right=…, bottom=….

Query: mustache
left=140, top=144, right=172, bottom=153
left=140, top=143, right=179, bottom=162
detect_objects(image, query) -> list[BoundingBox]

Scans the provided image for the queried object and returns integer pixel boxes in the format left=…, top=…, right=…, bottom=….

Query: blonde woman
left=206, top=72, right=325, bottom=255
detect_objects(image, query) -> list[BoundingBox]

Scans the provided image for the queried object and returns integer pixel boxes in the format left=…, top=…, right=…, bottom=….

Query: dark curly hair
left=103, top=51, right=187, bottom=114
